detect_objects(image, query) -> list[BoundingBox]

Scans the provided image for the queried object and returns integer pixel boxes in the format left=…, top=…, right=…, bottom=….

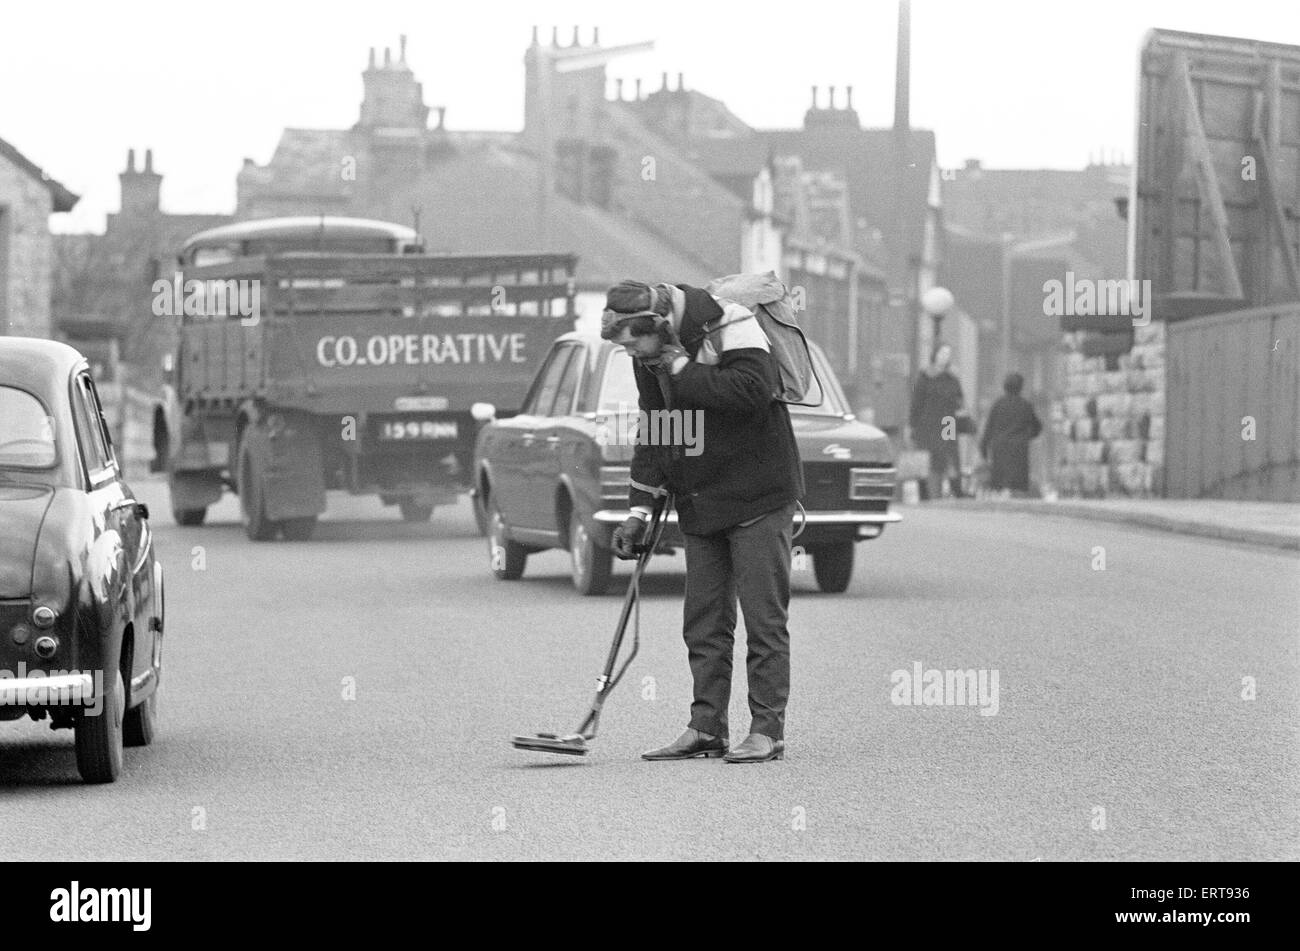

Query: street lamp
left=921, top=285, right=955, bottom=353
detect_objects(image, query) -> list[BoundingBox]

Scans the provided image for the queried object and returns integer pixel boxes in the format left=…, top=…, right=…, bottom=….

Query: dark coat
left=908, top=369, right=965, bottom=452
left=628, top=285, right=803, bottom=535
left=979, top=394, right=1042, bottom=491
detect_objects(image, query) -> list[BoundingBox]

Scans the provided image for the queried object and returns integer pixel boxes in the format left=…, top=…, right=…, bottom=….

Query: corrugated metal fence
left=1165, top=303, right=1300, bottom=500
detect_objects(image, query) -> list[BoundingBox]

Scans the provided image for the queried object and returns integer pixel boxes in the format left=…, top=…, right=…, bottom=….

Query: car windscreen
left=600, top=345, right=852, bottom=416
left=0, top=386, right=56, bottom=468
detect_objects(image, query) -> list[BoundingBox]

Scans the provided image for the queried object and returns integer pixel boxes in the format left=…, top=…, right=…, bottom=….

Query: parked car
left=472, top=333, right=900, bottom=594
left=0, top=338, right=165, bottom=783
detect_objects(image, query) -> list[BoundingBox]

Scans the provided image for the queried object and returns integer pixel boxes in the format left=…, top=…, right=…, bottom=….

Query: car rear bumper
left=0, top=672, right=95, bottom=705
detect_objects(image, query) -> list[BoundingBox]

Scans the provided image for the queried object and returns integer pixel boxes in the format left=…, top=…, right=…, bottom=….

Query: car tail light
left=849, top=466, right=896, bottom=501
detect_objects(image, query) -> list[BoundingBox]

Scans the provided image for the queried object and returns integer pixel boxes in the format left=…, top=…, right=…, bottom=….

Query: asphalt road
left=2, top=479, right=1297, bottom=861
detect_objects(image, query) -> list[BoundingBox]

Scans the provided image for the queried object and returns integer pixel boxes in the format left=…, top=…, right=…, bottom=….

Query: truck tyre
left=399, top=500, right=435, bottom=523
left=488, top=499, right=527, bottom=580
left=472, top=485, right=489, bottom=537
left=570, top=510, right=612, bottom=596
left=238, top=438, right=279, bottom=541
left=75, top=666, right=125, bottom=783
left=811, top=541, right=855, bottom=593
left=173, top=508, right=206, bottom=526
left=281, top=516, right=318, bottom=541
left=123, top=688, right=158, bottom=747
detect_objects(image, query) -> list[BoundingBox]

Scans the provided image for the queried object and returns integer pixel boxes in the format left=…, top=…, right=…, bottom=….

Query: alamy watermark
left=1042, top=272, right=1151, bottom=327
left=152, top=272, right=262, bottom=326
left=889, top=661, right=1000, bottom=716
left=0, top=663, right=104, bottom=715
left=595, top=403, right=703, bottom=456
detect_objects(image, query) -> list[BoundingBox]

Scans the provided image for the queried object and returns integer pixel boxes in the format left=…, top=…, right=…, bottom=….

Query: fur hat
left=600, top=280, right=672, bottom=339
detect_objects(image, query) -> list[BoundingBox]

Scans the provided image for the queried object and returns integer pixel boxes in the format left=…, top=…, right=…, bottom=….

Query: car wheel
left=488, top=500, right=527, bottom=580
left=173, top=508, right=206, bottom=526
left=811, top=541, right=855, bottom=593
left=75, top=666, right=125, bottom=783
left=570, top=510, right=612, bottom=596
left=472, top=485, right=489, bottom=537
left=123, top=687, right=158, bottom=747
left=239, top=440, right=279, bottom=541
left=399, top=500, right=435, bottom=523
left=281, top=516, right=317, bottom=541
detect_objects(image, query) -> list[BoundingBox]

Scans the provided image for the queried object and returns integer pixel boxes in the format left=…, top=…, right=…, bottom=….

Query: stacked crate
left=1052, top=322, right=1166, bottom=497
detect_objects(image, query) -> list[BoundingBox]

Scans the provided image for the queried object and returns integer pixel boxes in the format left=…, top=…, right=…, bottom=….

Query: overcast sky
left=3, top=0, right=1295, bottom=233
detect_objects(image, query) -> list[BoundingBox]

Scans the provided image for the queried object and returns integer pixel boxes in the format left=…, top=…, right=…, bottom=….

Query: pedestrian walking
left=601, top=279, right=803, bottom=764
left=979, top=372, right=1043, bottom=496
left=907, top=343, right=969, bottom=499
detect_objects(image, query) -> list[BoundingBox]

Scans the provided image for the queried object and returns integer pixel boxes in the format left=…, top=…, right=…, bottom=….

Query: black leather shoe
left=641, top=728, right=727, bottom=761
left=723, top=733, right=785, bottom=763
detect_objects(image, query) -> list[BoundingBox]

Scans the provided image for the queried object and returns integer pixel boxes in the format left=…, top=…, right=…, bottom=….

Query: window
left=598, top=349, right=641, bottom=413
left=72, top=374, right=114, bottom=479
left=550, top=347, right=584, bottom=417
left=0, top=386, right=56, bottom=468
left=525, top=345, right=577, bottom=416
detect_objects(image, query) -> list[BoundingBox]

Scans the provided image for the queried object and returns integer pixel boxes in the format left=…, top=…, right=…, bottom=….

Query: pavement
left=924, top=496, right=1300, bottom=551
left=1, top=476, right=1296, bottom=860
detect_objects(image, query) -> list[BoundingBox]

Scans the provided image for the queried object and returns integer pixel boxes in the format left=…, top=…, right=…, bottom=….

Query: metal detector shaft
left=573, top=495, right=671, bottom=739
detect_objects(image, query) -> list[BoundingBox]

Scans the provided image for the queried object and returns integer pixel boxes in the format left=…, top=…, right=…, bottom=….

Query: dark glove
left=612, top=515, right=647, bottom=560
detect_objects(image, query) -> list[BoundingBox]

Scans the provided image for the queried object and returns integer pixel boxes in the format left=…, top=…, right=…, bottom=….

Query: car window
left=527, top=345, right=576, bottom=416
left=789, top=343, right=850, bottom=416
left=550, top=345, right=585, bottom=417
left=0, top=386, right=56, bottom=468
left=598, top=349, right=641, bottom=412
left=72, top=374, right=114, bottom=478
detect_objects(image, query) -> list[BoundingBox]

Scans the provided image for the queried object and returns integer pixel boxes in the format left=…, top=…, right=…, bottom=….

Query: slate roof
left=0, top=135, right=79, bottom=212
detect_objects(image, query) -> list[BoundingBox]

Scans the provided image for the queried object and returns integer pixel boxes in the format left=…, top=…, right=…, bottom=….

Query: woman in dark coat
left=908, top=343, right=968, bottom=499
left=979, top=372, right=1042, bottom=494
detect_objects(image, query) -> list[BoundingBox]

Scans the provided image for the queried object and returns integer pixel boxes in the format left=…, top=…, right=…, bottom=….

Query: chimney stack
left=894, top=0, right=911, bottom=131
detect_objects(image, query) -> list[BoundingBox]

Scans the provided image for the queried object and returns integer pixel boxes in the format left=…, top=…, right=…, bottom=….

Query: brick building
left=0, top=135, right=78, bottom=338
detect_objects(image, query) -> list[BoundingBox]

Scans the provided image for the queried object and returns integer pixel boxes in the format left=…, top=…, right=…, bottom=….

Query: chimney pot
left=635, top=78, right=642, bottom=100
left=368, top=47, right=376, bottom=69
left=661, top=71, right=668, bottom=91
left=846, top=85, right=854, bottom=109
left=572, top=25, right=580, bottom=47
left=615, top=78, right=624, bottom=100
left=437, top=106, right=446, bottom=130
left=829, top=86, right=837, bottom=109
left=551, top=25, right=559, bottom=46
left=145, top=148, right=154, bottom=173
left=811, top=85, right=818, bottom=108
left=399, top=35, right=407, bottom=63
left=126, top=148, right=136, bottom=173
left=593, top=26, right=599, bottom=45
left=531, top=25, right=538, bottom=46
left=383, top=47, right=391, bottom=67
left=677, top=72, right=684, bottom=91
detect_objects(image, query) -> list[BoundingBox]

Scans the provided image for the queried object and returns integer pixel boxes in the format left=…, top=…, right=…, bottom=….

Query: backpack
left=701, top=272, right=824, bottom=407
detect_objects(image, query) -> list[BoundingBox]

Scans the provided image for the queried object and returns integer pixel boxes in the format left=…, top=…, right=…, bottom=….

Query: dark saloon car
left=0, top=338, right=165, bottom=783
left=472, top=333, right=900, bottom=595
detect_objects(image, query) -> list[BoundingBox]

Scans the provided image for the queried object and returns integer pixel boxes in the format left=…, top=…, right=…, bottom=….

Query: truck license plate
left=377, top=420, right=459, bottom=441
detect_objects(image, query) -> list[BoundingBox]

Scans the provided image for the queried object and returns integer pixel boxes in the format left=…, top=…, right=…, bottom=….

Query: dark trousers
left=681, top=502, right=794, bottom=741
